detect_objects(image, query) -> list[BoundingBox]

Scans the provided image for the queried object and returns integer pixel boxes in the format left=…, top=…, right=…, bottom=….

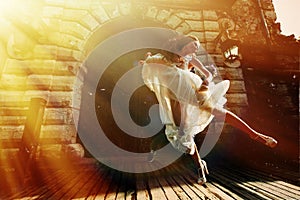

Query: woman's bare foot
left=251, top=134, right=278, bottom=148
left=197, top=160, right=209, bottom=185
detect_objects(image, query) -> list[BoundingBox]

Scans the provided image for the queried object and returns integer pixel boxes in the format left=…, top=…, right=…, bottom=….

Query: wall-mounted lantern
left=220, top=38, right=241, bottom=68
left=215, top=12, right=241, bottom=68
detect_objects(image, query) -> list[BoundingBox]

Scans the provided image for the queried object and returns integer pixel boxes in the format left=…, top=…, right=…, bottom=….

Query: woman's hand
left=202, top=78, right=210, bottom=86
left=205, top=64, right=217, bottom=78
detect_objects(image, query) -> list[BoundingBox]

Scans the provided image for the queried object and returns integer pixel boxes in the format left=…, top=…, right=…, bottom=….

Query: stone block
left=146, top=6, right=158, bottom=19
left=64, top=143, right=84, bottom=159
left=156, top=10, right=171, bottom=23
left=105, top=3, right=121, bottom=18
left=208, top=54, right=224, bottom=66
left=33, top=45, right=58, bottom=60
left=214, top=60, right=224, bottom=67
left=218, top=67, right=244, bottom=80
left=119, top=2, right=131, bottom=16
left=176, top=22, right=191, bottom=34
left=188, top=31, right=205, bottom=43
left=56, top=47, right=83, bottom=61
left=47, top=32, right=84, bottom=50
left=176, top=11, right=202, bottom=20
left=80, top=13, right=100, bottom=31
left=166, top=14, right=182, bottom=29
left=203, top=21, right=219, bottom=31
left=228, top=80, right=246, bottom=93
left=0, top=125, right=24, bottom=139
left=6, top=30, right=36, bottom=60
left=47, top=91, right=74, bottom=107
left=226, top=93, right=248, bottom=106
left=0, top=75, right=27, bottom=90
left=206, top=57, right=218, bottom=67
left=0, top=91, right=27, bottom=106
left=211, top=44, right=222, bottom=54
left=203, top=10, right=218, bottom=21
left=0, top=107, right=27, bottom=116
left=5, top=59, right=56, bottom=75
left=186, top=20, right=204, bottom=31
left=26, top=75, right=52, bottom=90
left=0, top=116, right=26, bottom=125
left=31, top=60, right=56, bottom=75
left=54, top=61, right=82, bottom=75
left=40, top=124, right=77, bottom=143
left=72, top=50, right=85, bottom=61
left=24, top=90, right=51, bottom=103
left=61, top=9, right=99, bottom=30
left=63, top=9, right=89, bottom=20
left=38, top=144, right=63, bottom=159
left=203, top=54, right=218, bottom=66
left=3, top=59, right=29, bottom=75
left=44, top=108, right=74, bottom=125
left=50, top=76, right=79, bottom=91
left=91, top=6, right=110, bottom=24
left=204, top=31, right=219, bottom=42
left=60, top=21, right=91, bottom=40
left=39, top=143, right=84, bottom=160
left=48, top=91, right=78, bottom=108
left=205, top=42, right=218, bottom=53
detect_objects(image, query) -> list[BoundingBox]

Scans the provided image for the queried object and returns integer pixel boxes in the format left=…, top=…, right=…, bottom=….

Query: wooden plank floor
left=2, top=157, right=300, bottom=200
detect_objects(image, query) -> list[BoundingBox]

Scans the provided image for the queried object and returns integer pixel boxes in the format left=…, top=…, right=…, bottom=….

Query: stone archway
left=77, top=17, right=174, bottom=156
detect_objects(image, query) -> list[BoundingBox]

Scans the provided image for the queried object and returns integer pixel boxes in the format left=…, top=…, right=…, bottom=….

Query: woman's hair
left=160, top=35, right=199, bottom=63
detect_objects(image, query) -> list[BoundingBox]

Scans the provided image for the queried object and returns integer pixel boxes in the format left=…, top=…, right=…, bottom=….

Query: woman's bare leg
left=212, top=108, right=277, bottom=148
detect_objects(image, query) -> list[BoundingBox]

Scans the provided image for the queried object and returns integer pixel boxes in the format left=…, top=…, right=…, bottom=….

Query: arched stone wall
left=0, top=0, right=256, bottom=158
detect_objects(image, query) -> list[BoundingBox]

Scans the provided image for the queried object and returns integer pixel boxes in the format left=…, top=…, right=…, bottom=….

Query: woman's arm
left=190, top=56, right=213, bottom=84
